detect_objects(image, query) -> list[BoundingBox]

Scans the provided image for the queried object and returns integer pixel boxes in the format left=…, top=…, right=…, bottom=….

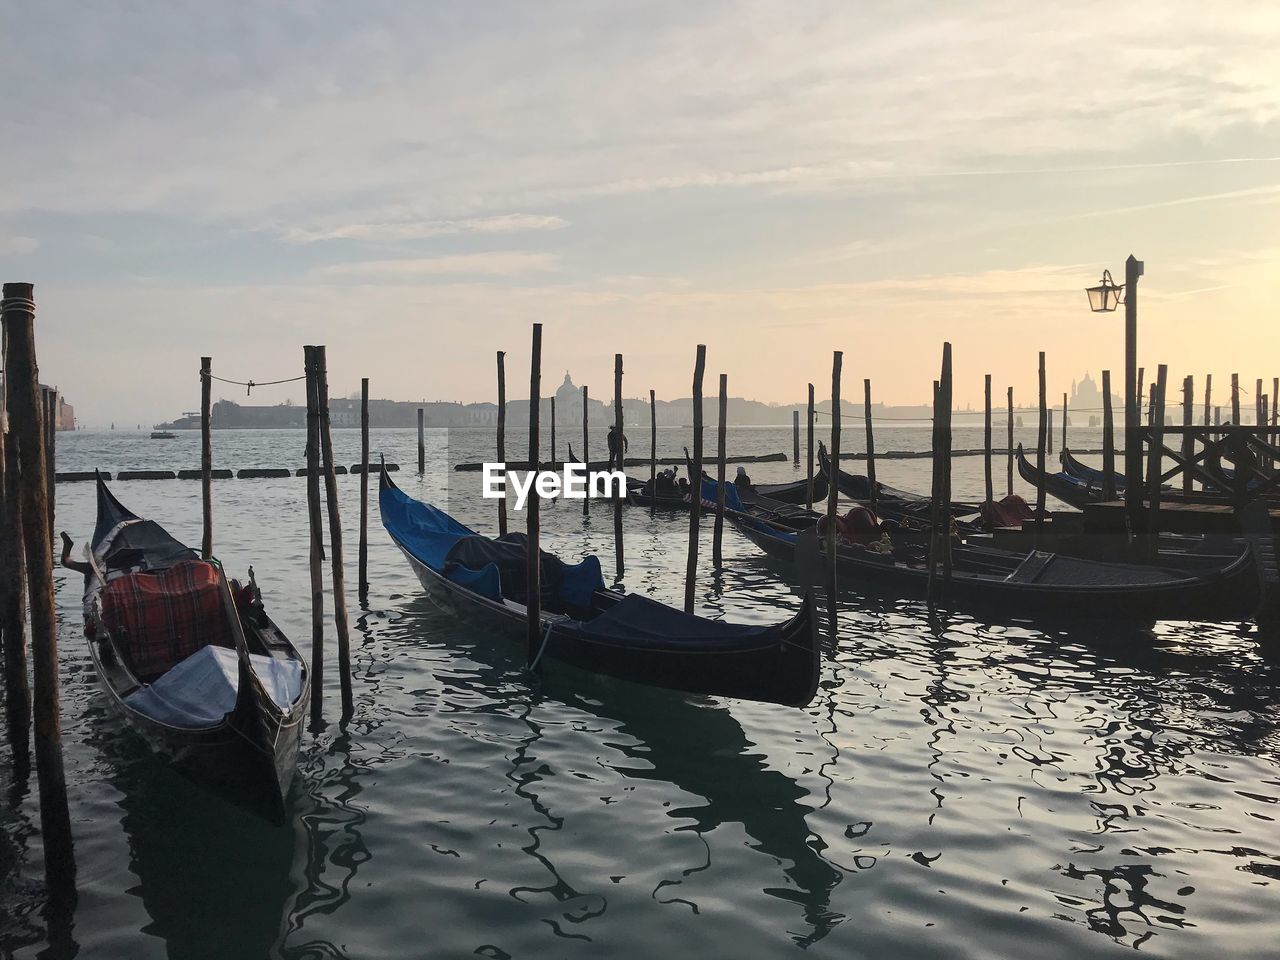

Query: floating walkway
left=55, top=463, right=400, bottom=482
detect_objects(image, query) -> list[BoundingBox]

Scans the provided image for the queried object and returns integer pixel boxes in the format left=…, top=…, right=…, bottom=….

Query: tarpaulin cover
left=381, top=481, right=605, bottom=609
left=566, top=593, right=776, bottom=651
left=980, top=494, right=1035, bottom=528
left=746, top=516, right=797, bottom=543
left=101, top=559, right=234, bottom=679
left=444, top=533, right=604, bottom=609
left=124, top=645, right=305, bottom=728
left=380, top=482, right=477, bottom=570
left=700, top=479, right=745, bottom=512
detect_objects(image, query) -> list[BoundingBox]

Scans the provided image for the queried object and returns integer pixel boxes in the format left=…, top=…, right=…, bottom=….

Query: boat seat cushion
left=100, top=559, right=235, bottom=681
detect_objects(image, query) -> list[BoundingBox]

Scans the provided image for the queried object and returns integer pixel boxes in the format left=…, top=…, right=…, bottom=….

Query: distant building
left=1068, top=372, right=1122, bottom=424
left=0, top=376, right=76, bottom=429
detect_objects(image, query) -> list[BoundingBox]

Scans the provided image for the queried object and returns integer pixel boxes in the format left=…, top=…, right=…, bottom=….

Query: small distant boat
left=380, top=465, right=819, bottom=707
left=150, top=430, right=177, bottom=439
left=83, top=474, right=308, bottom=821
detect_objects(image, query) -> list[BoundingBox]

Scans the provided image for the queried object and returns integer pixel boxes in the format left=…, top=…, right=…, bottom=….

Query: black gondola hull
left=388, top=535, right=820, bottom=708
left=730, top=514, right=1258, bottom=622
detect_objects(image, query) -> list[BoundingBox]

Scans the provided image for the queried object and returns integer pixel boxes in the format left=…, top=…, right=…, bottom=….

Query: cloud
left=281, top=212, right=569, bottom=244
left=2, top=1, right=1278, bottom=225
left=312, top=251, right=561, bottom=279
left=0, top=234, right=38, bottom=254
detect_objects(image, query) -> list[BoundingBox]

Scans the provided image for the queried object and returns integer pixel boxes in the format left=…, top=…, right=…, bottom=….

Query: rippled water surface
left=2, top=425, right=1279, bottom=959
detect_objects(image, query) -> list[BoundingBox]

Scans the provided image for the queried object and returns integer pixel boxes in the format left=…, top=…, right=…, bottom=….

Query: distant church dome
left=555, top=371, right=578, bottom=404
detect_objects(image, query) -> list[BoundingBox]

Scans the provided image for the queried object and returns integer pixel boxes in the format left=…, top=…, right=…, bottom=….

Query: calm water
left=2, top=425, right=1279, bottom=959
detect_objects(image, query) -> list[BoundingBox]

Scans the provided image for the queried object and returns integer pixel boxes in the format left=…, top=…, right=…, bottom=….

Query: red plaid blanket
left=101, top=559, right=235, bottom=680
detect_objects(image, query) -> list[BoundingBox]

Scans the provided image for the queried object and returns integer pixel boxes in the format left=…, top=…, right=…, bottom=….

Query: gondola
left=1016, top=443, right=1109, bottom=509
left=380, top=465, right=819, bottom=706
left=624, top=473, right=824, bottom=509
left=728, top=510, right=1258, bottom=621
left=83, top=473, right=308, bottom=822
left=1061, top=449, right=1126, bottom=490
left=815, top=443, right=980, bottom=517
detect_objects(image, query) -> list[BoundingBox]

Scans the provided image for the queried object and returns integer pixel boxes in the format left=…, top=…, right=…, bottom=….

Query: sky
left=2, top=0, right=1279, bottom=427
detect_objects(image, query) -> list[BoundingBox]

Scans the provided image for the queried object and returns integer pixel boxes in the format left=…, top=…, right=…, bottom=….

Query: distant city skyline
left=4, top=3, right=1278, bottom=425
left=144, top=367, right=1270, bottom=434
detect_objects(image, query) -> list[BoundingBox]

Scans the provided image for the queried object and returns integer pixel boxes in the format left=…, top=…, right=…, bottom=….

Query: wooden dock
left=1083, top=498, right=1280, bottom=535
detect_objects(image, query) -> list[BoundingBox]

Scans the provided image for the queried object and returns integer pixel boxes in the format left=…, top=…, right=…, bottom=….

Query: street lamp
left=1085, top=270, right=1124, bottom=313
left=1085, top=255, right=1144, bottom=538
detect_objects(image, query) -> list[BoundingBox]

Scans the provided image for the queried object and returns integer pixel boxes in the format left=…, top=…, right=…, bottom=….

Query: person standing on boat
left=607, top=424, right=628, bottom=470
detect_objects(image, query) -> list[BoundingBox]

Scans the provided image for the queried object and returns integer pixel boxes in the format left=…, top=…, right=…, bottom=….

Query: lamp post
left=1086, top=255, right=1144, bottom=537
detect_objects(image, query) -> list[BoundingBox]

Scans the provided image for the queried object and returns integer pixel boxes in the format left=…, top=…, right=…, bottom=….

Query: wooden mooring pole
left=684, top=345, right=706, bottom=613
left=983, top=375, right=992, bottom=504
left=1273, top=375, right=1279, bottom=470
left=303, top=346, right=326, bottom=727
left=1047, top=408, right=1054, bottom=456
left=864, top=379, right=877, bottom=510
left=358, top=378, right=370, bottom=602
left=526, top=325, right=543, bottom=667
left=1061, top=392, right=1068, bottom=452
left=928, top=345, right=953, bottom=601
left=1204, top=374, right=1212, bottom=427
left=613, top=354, right=624, bottom=581
left=0, top=301, right=32, bottom=765
left=1006, top=387, right=1014, bottom=497
left=1101, top=370, right=1116, bottom=500
left=314, top=348, right=355, bottom=718
left=1035, top=352, right=1047, bottom=543
left=42, top=387, right=55, bottom=541
left=826, top=352, right=843, bottom=622
left=1137, top=367, right=1145, bottom=420
left=3, top=283, right=75, bottom=889
left=1146, top=365, right=1168, bottom=560
left=806, top=383, right=815, bottom=510
left=1257, top=378, right=1264, bottom=428
left=648, top=389, right=657, bottom=514
left=582, top=385, right=590, bottom=517
left=714, top=373, right=727, bottom=566
left=1181, top=375, right=1194, bottom=495
left=417, top=408, right=425, bottom=474
left=1231, top=373, right=1240, bottom=424
left=200, top=357, right=213, bottom=559
left=496, top=352, right=508, bottom=536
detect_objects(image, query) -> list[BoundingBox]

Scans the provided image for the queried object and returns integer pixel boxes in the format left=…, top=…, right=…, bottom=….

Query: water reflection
left=423, top=600, right=849, bottom=949
left=567, top=683, right=847, bottom=947
left=88, top=717, right=295, bottom=960
left=278, top=730, right=381, bottom=960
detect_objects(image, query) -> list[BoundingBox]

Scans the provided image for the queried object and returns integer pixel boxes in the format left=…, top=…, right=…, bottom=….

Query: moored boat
left=82, top=473, right=309, bottom=821
left=816, top=443, right=981, bottom=519
left=728, top=509, right=1258, bottom=621
left=1061, top=449, right=1125, bottom=490
left=380, top=465, right=820, bottom=706
left=1016, top=443, right=1108, bottom=509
